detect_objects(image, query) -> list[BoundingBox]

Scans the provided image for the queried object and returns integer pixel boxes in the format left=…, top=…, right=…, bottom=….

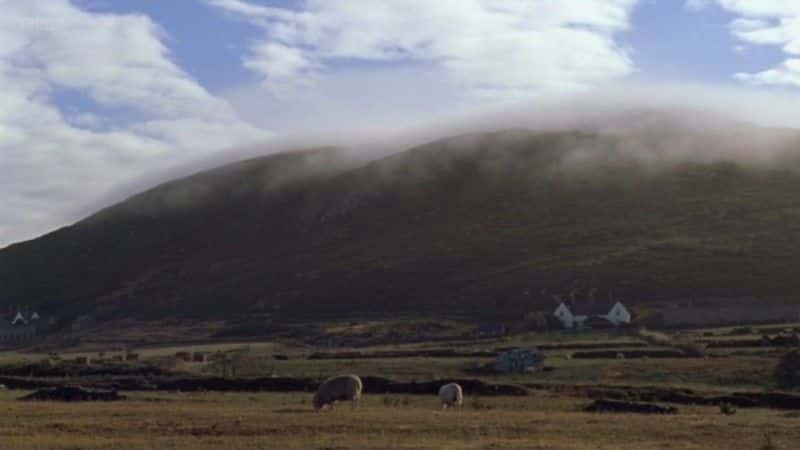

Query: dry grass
left=0, top=390, right=795, bottom=449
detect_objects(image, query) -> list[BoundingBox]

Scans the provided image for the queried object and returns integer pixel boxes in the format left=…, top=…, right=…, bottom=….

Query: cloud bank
left=0, top=0, right=269, bottom=247
left=4, top=0, right=800, bottom=249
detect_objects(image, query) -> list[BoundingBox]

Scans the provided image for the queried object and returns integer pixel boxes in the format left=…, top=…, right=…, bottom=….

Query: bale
left=313, top=374, right=362, bottom=411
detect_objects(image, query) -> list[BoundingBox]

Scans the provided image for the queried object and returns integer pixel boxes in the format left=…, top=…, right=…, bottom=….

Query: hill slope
left=3, top=126, right=800, bottom=321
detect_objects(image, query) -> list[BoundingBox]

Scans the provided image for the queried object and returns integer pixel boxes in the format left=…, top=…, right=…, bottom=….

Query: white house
left=10, top=312, right=27, bottom=326
left=553, top=301, right=631, bottom=329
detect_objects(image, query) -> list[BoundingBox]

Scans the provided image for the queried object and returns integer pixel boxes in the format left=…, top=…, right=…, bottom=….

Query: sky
left=2, top=0, right=800, bottom=247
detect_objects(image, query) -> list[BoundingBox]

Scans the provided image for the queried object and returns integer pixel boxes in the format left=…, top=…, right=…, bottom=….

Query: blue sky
left=3, top=0, right=800, bottom=246
left=62, top=0, right=800, bottom=131
left=77, top=1, right=792, bottom=93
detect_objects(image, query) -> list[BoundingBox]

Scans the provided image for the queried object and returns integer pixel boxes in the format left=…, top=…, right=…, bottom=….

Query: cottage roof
left=563, top=301, right=618, bottom=316
left=11, top=312, right=27, bottom=325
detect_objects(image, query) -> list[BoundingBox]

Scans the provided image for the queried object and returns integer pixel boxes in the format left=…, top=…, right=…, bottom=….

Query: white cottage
left=553, top=301, right=631, bottom=329
left=10, top=312, right=27, bottom=326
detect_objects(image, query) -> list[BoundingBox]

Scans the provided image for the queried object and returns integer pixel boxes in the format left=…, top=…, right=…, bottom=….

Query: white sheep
left=438, top=382, right=463, bottom=409
left=313, top=374, right=363, bottom=411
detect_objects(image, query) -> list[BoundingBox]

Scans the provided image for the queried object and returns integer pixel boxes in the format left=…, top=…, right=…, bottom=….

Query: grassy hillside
left=2, top=127, right=800, bottom=321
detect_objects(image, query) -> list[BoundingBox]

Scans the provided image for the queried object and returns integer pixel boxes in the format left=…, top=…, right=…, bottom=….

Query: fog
left=39, top=82, right=800, bottom=237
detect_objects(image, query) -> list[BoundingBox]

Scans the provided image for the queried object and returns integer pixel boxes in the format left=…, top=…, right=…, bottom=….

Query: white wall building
left=553, top=301, right=631, bottom=329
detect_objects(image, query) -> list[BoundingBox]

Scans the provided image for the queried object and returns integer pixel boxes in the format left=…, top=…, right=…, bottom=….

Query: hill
left=2, top=125, right=800, bottom=322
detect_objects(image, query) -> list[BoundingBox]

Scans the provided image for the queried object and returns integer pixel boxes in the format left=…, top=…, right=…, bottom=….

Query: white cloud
left=207, top=0, right=639, bottom=99
left=695, top=1, right=800, bottom=87
left=0, top=0, right=270, bottom=247
left=735, top=58, right=800, bottom=86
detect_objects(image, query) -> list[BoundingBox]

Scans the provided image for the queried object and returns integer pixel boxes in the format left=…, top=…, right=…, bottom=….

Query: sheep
left=438, top=382, right=463, bottom=409
left=313, top=374, right=363, bottom=411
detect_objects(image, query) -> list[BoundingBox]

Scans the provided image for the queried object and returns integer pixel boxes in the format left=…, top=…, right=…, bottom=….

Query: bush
left=775, top=350, right=800, bottom=389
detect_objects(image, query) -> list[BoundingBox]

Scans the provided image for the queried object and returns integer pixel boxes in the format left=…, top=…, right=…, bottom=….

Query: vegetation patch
left=20, top=386, right=125, bottom=402
left=584, top=399, right=678, bottom=414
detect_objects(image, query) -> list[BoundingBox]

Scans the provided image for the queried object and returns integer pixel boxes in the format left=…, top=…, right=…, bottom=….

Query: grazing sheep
left=438, top=382, right=463, bottom=409
left=313, top=374, right=363, bottom=411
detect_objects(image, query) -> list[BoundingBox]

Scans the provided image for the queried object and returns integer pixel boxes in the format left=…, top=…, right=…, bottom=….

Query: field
left=1, top=323, right=800, bottom=449
left=3, top=390, right=800, bottom=450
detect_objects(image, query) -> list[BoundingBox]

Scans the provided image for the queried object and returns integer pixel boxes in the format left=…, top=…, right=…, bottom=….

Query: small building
left=0, top=313, right=38, bottom=344
left=493, top=348, right=545, bottom=374
left=553, top=301, right=631, bottom=329
left=11, top=312, right=27, bottom=326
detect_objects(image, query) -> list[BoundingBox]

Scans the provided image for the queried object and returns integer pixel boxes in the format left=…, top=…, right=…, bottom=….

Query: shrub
left=775, top=350, right=800, bottom=389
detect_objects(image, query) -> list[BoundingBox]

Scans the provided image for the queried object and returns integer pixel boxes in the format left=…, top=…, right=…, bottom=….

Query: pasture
left=2, top=322, right=799, bottom=449
left=2, top=390, right=799, bottom=450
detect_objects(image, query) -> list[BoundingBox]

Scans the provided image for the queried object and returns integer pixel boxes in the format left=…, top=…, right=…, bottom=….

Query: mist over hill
left=2, top=114, right=800, bottom=322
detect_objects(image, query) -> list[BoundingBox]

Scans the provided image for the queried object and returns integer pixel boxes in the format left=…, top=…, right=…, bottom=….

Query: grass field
left=1, top=324, right=797, bottom=448
left=2, top=390, right=799, bottom=450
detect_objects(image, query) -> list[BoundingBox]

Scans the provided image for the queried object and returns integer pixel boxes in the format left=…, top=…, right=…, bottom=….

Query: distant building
left=0, top=311, right=40, bottom=344
left=11, top=312, right=27, bottom=326
left=494, top=348, right=545, bottom=373
left=553, top=301, right=631, bottom=329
